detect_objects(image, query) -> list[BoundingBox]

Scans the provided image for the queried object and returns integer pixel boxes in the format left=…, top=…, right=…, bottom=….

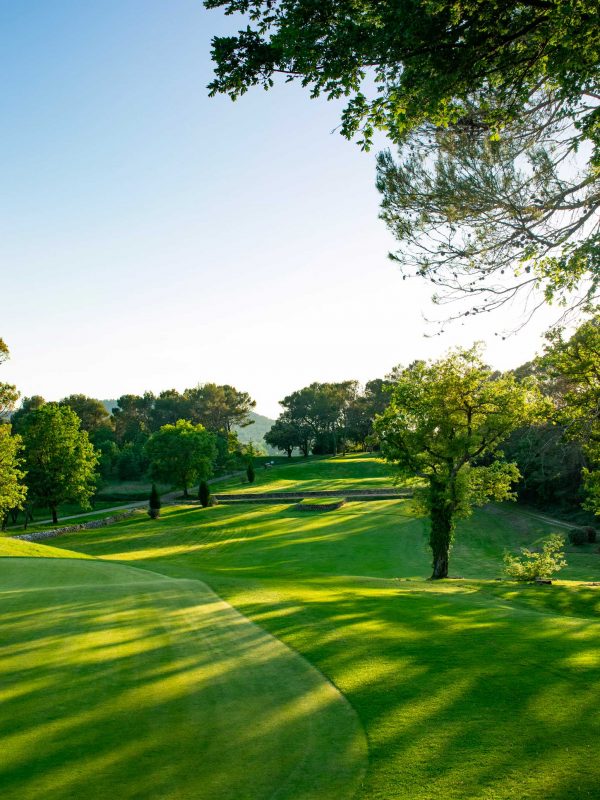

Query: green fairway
left=2, top=454, right=600, bottom=799
left=34, top=493, right=600, bottom=800
left=0, top=557, right=365, bottom=800
left=212, top=452, right=406, bottom=494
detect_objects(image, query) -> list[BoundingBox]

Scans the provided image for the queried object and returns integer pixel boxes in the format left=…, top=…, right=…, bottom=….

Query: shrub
left=246, top=463, right=255, bottom=484
left=583, top=526, right=597, bottom=543
left=503, top=534, right=567, bottom=582
left=568, top=528, right=588, bottom=546
left=198, top=480, right=210, bottom=508
left=148, top=483, right=161, bottom=520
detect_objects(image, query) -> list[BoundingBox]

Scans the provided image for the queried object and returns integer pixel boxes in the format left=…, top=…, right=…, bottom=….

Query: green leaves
left=145, top=420, right=218, bottom=495
left=20, top=404, right=99, bottom=517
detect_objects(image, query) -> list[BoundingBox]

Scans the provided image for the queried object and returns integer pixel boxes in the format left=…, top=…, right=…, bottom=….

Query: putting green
left=0, top=557, right=366, bottom=800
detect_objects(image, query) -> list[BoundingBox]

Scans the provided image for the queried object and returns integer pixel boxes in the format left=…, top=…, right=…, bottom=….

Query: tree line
left=2, top=313, right=600, bottom=577
left=0, top=371, right=258, bottom=526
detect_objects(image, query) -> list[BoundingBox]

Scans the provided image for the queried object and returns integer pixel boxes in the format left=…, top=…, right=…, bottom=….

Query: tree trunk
left=183, top=482, right=189, bottom=498
left=429, top=480, right=455, bottom=579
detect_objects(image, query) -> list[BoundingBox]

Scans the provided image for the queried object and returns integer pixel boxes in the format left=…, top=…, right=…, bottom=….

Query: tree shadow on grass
left=0, top=560, right=366, bottom=800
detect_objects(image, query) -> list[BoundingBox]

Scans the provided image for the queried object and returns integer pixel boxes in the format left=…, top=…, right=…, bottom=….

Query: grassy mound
left=0, top=557, right=366, bottom=800
left=295, top=497, right=345, bottom=511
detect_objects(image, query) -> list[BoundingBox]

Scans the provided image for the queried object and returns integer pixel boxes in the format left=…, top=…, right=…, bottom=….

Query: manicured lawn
left=37, top=496, right=600, bottom=800
left=212, top=452, right=407, bottom=494
left=0, top=556, right=364, bottom=800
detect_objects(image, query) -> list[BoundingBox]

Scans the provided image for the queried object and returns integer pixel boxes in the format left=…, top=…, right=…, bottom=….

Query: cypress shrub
left=198, top=480, right=210, bottom=508
left=246, top=463, right=255, bottom=484
left=148, top=483, right=161, bottom=519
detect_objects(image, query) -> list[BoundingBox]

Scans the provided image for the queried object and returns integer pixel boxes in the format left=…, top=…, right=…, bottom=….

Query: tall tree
left=542, top=314, right=600, bottom=514
left=205, top=0, right=600, bottom=320
left=59, top=394, right=115, bottom=440
left=185, top=383, right=256, bottom=433
left=0, top=425, right=27, bottom=528
left=0, top=337, right=19, bottom=420
left=0, top=339, right=26, bottom=524
left=112, top=393, right=155, bottom=444
left=264, top=416, right=304, bottom=457
left=376, top=347, right=543, bottom=578
left=146, top=420, right=217, bottom=497
left=21, top=404, right=99, bottom=524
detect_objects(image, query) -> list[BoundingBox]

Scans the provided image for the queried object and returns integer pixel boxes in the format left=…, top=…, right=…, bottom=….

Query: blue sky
left=1, top=0, right=556, bottom=417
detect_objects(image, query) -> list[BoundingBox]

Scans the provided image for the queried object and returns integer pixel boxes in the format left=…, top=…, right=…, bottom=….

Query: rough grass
left=0, top=557, right=365, bottom=800
left=42, top=494, right=600, bottom=800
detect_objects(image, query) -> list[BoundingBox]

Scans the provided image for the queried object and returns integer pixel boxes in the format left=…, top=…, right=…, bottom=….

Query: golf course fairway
left=0, top=556, right=366, bottom=800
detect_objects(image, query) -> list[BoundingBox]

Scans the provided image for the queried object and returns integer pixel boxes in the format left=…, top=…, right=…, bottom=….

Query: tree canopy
left=145, top=420, right=217, bottom=497
left=376, top=346, right=543, bottom=578
left=20, top=404, right=99, bottom=524
left=205, top=0, right=600, bottom=322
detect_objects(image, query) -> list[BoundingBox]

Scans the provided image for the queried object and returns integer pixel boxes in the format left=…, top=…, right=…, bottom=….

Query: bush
left=568, top=528, right=588, bottom=546
left=148, top=483, right=161, bottom=519
left=246, top=463, right=255, bottom=484
left=198, top=480, right=210, bottom=508
left=504, top=534, right=567, bottom=582
left=583, top=526, right=597, bottom=543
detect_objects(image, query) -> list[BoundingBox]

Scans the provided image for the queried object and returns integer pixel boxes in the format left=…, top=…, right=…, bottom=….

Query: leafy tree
left=504, top=534, right=567, bottom=582
left=150, top=389, right=188, bottom=430
left=20, top=404, right=99, bottom=524
left=542, top=314, right=600, bottom=514
left=58, top=394, right=112, bottom=434
left=198, top=479, right=211, bottom=508
left=0, top=337, right=19, bottom=420
left=10, top=395, right=46, bottom=433
left=148, top=483, right=161, bottom=519
left=280, top=381, right=358, bottom=455
left=376, top=347, right=543, bottom=578
left=0, top=425, right=27, bottom=527
left=146, top=420, right=217, bottom=497
left=112, top=393, right=155, bottom=444
left=185, top=383, right=256, bottom=433
left=264, top=416, right=303, bottom=457
left=205, top=0, right=600, bottom=319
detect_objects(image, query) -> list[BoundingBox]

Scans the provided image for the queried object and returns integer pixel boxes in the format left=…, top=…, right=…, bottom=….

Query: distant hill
left=101, top=399, right=118, bottom=415
left=234, top=411, right=276, bottom=450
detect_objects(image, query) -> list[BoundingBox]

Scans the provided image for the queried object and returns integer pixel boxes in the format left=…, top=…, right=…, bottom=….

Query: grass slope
left=214, top=452, right=406, bottom=494
left=0, top=556, right=365, bottom=800
left=51, top=491, right=600, bottom=800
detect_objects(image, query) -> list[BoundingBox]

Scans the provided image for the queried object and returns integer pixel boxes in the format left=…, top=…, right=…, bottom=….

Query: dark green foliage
left=246, top=463, right=255, bottom=484
left=199, top=480, right=210, bottom=508
left=205, top=0, right=600, bottom=318
left=568, top=528, right=589, bottom=546
left=20, top=404, right=99, bottom=524
left=148, top=484, right=161, bottom=519
left=584, top=527, right=598, bottom=544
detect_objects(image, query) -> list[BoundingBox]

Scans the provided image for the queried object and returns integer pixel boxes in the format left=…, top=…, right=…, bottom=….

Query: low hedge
left=295, top=498, right=345, bottom=512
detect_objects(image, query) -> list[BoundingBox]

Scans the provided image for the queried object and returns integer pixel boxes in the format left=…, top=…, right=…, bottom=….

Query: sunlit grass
left=0, top=558, right=365, bottom=800
left=3, top=452, right=600, bottom=799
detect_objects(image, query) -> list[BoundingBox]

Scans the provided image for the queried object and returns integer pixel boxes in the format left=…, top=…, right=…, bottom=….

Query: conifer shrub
left=198, top=480, right=210, bottom=508
left=148, top=483, right=161, bottom=519
left=246, top=463, right=255, bottom=484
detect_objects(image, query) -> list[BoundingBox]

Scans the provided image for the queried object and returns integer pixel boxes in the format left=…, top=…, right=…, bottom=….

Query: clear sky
left=1, top=0, right=559, bottom=418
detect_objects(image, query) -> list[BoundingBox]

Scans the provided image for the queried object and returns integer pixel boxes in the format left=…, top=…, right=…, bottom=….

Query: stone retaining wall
left=12, top=509, right=139, bottom=543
